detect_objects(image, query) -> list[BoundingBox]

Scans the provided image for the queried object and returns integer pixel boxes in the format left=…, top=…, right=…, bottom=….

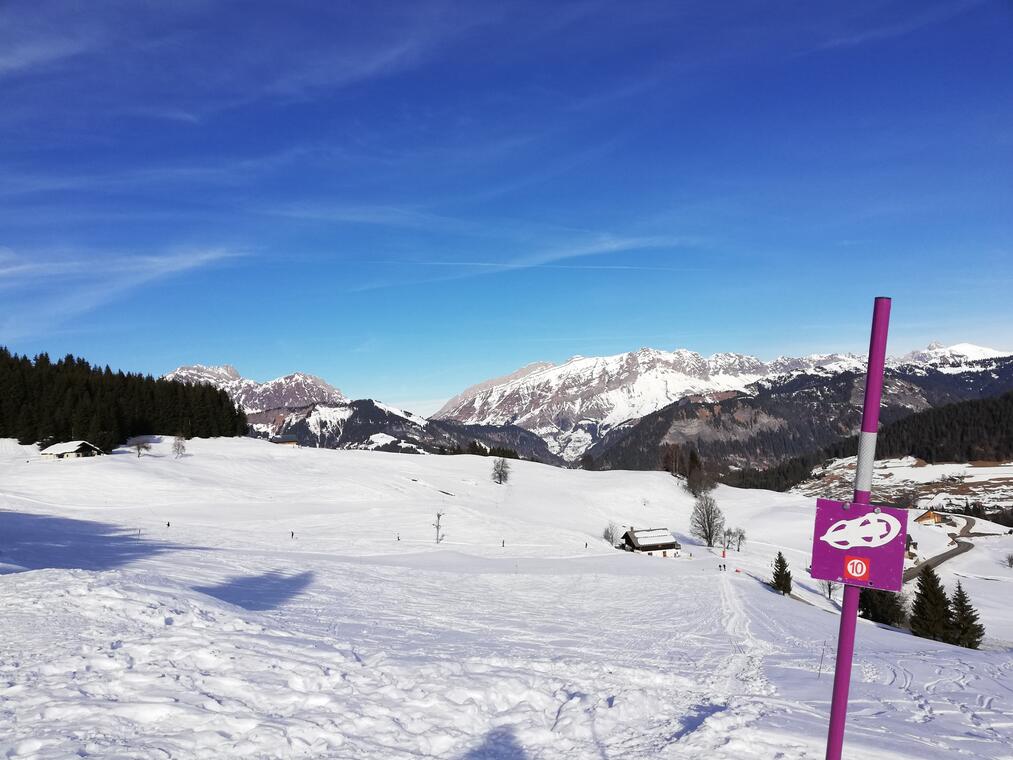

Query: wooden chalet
left=621, top=528, right=681, bottom=554
left=914, top=509, right=945, bottom=525
left=40, top=441, right=104, bottom=460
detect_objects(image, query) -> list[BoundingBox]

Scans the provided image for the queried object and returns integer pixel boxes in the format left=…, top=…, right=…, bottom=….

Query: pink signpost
left=810, top=297, right=908, bottom=760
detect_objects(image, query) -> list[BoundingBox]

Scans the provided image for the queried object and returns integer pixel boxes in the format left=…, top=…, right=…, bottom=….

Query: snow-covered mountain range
left=165, top=342, right=1011, bottom=466
left=164, top=365, right=346, bottom=413
left=163, top=365, right=559, bottom=462
left=434, top=343, right=1011, bottom=461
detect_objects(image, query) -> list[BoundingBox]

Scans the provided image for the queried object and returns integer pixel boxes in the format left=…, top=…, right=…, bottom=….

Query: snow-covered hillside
left=1, top=438, right=1011, bottom=758
left=435, top=343, right=1011, bottom=461
left=797, top=455, right=1013, bottom=511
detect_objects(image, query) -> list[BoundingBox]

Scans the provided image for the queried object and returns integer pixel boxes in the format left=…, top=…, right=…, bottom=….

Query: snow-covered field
left=798, top=455, right=1013, bottom=510
left=1, top=437, right=1011, bottom=759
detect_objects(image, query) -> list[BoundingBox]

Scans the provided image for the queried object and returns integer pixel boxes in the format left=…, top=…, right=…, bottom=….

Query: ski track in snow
left=1, top=437, right=1012, bottom=759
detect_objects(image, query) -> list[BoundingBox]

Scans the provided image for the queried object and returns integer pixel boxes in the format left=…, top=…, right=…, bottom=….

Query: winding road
left=902, top=516, right=975, bottom=583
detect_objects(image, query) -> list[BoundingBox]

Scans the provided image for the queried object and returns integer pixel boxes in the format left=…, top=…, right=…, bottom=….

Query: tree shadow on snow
left=459, top=726, right=530, bottom=760
left=193, top=570, right=314, bottom=611
left=0, top=510, right=190, bottom=573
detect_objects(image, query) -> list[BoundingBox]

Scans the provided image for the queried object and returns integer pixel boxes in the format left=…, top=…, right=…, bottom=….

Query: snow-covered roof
left=39, top=440, right=102, bottom=456
left=624, top=528, right=679, bottom=548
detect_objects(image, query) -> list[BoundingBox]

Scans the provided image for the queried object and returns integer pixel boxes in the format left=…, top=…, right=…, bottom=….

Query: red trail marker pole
left=824, top=296, right=891, bottom=760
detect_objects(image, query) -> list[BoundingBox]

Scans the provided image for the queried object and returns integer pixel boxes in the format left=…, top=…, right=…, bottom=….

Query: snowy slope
left=1, top=438, right=1011, bottom=759
left=796, top=456, right=1013, bottom=511
left=436, top=343, right=1010, bottom=461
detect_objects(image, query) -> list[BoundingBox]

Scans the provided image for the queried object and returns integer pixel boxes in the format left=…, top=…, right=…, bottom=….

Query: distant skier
left=501, top=539, right=505, bottom=548
left=397, top=533, right=400, bottom=541
left=166, top=521, right=170, bottom=528
left=291, top=530, right=295, bottom=539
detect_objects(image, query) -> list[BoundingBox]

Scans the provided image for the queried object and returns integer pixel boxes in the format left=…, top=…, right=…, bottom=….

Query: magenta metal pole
left=825, top=296, right=891, bottom=760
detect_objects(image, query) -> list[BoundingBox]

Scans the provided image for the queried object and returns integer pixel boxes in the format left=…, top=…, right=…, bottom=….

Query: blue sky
left=2, top=0, right=1011, bottom=413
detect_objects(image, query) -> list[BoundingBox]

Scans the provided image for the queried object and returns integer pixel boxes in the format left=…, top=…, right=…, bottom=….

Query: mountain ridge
left=434, top=342, right=1009, bottom=461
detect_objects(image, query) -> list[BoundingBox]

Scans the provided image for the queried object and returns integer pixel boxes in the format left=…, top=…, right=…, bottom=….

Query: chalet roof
left=39, top=440, right=102, bottom=456
left=623, top=528, right=680, bottom=549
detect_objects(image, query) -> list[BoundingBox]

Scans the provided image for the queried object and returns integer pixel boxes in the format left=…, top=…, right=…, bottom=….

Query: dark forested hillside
left=0, top=348, right=248, bottom=451
left=726, top=391, right=1013, bottom=491
left=849, top=390, right=1013, bottom=464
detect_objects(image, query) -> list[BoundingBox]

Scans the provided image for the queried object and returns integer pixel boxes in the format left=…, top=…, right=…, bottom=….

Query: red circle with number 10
left=843, top=556, right=871, bottom=581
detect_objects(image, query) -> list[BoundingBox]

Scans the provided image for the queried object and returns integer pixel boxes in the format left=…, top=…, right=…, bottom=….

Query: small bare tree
left=690, top=493, right=725, bottom=547
left=722, top=527, right=735, bottom=550
left=734, top=528, right=746, bottom=551
left=433, top=512, right=445, bottom=544
left=131, top=440, right=152, bottom=458
left=172, top=435, right=186, bottom=459
left=602, top=521, right=621, bottom=546
left=491, top=457, right=511, bottom=485
left=819, top=579, right=839, bottom=600
left=1005, top=553, right=1013, bottom=569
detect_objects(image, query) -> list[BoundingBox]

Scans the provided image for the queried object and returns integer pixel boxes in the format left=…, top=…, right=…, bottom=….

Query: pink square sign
left=810, top=498, right=909, bottom=593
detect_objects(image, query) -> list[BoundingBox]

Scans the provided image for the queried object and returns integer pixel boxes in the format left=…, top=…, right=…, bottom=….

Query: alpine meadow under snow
left=1, top=436, right=1011, bottom=759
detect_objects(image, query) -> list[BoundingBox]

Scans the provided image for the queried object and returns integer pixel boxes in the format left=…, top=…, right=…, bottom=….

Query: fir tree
left=949, top=581, right=985, bottom=649
left=771, top=551, right=792, bottom=595
left=909, top=566, right=953, bottom=643
left=859, top=589, right=907, bottom=626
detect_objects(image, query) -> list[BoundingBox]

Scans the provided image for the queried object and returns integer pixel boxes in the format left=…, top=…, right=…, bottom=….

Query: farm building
left=621, top=528, right=680, bottom=554
left=269, top=434, right=300, bottom=446
left=40, top=441, right=104, bottom=460
left=914, top=509, right=946, bottom=525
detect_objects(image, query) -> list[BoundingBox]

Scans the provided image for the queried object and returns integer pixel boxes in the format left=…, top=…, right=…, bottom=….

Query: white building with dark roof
left=621, top=528, right=681, bottom=554
left=39, top=441, right=104, bottom=459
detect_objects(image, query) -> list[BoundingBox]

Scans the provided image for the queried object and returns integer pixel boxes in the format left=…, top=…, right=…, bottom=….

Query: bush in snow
left=172, top=436, right=187, bottom=459
left=1005, top=553, right=1013, bottom=569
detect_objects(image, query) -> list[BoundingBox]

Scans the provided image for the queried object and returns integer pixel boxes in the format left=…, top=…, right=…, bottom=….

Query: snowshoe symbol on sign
left=843, top=556, right=870, bottom=581
left=819, top=512, right=901, bottom=550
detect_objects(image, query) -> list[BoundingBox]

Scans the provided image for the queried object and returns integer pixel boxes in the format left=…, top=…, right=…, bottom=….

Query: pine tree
left=771, top=551, right=792, bottom=595
left=859, top=589, right=906, bottom=626
left=909, top=566, right=953, bottom=643
left=949, top=581, right=985, bottom=649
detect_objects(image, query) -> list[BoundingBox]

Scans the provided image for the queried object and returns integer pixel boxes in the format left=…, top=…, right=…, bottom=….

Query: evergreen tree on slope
left=771, top=551, right=792, bottom=595
left=949, top=581, right=985, bottom=649
left=909, top=566, right=952, bottom=643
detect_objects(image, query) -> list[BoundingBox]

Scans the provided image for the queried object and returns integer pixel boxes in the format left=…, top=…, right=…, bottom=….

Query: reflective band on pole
left=854, top=430, right=877, bottom=495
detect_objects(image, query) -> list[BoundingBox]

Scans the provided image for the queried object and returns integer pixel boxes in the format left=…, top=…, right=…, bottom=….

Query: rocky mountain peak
left=165, top=365, right=346, bottom=413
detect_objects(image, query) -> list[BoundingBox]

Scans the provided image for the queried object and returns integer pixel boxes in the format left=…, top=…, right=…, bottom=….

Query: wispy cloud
left=268, top=203, right=478, bottom=235
left=0, top=246, right=245, bottom=340
left=348, top=234, right=697, bottom=292
left=815, top=1, right=983, bottom=51
left=0, top=35, right=98, bottom=77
